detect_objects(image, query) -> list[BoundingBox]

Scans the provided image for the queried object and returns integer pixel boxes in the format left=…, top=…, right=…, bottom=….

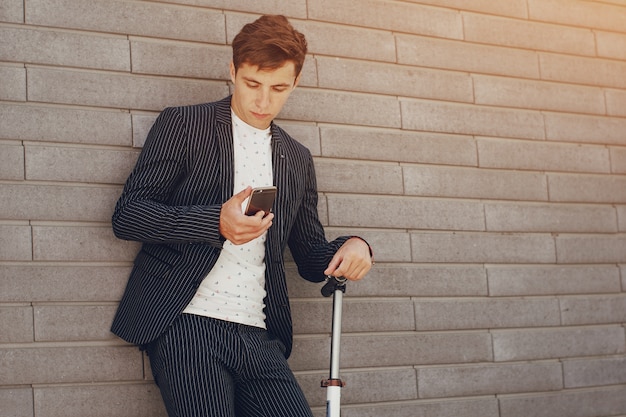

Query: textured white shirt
left=183, top=110, right=273, bottom=328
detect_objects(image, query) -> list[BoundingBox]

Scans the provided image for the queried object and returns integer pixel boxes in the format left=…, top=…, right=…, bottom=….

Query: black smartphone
left=244, top=186, right=277, bottom=215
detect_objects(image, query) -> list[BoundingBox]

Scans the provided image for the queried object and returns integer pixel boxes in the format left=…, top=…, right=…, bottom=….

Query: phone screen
left=244, top=186, right=277, bottom=215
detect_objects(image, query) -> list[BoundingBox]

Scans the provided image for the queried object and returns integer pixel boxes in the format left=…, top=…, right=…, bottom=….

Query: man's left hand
left=324, top=237, right=373, bottom=281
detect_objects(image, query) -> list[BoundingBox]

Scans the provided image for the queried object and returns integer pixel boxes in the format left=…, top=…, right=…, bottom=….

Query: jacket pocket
left=133, top=244, right=182, bottom=279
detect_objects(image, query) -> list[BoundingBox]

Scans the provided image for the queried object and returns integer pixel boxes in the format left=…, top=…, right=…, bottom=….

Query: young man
left=111, top=14, right=372, bottom=417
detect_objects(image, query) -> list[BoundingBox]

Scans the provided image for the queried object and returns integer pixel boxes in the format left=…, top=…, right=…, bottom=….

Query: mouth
left=251, top=111, right=270, bottom=120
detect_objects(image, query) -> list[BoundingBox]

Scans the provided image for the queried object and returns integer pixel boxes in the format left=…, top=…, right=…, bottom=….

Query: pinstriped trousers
left=145, top=313, right=314, bottom=417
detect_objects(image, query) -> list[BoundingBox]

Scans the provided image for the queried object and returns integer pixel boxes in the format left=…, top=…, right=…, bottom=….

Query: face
left=230, top=61, right=300, bottom=130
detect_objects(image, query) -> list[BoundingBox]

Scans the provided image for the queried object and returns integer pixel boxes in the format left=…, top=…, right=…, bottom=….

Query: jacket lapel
left=215, top=98, right=234, bottom=203
left=268, top=127, right=288, bottom=260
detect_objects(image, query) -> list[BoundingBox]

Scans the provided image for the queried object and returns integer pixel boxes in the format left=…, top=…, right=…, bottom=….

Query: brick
left=131, top=39, right=229, bottom=79
left=0, top=142, right=24, bottom=180
left=289, top=336, right=329, bottom=371
left=539, top=52, right=626, bottom=89
left=544, top=112, right=626, bottom=146
left=286, top=263, right=487, bottom=298
left=477, top=137, right=610, bottom=174
left=0, top=264, right=130, bottom=302
left=548, top=173, right=626, bottom=203
left=0, top=103, right=132, bottom=146
left=560, top=295, right=626, bottom=326
left=132, top=113, right=158, bottom=148
left=32, top=225, right=139, bottom=262
left=339, top=397, right=499, bottom=417
left=528, top=0, right=626, bottom=33
left=0, top=27, right=130, bottom=71
left=297, top=368, right=417, bottom=406
left=499, top=386, right=626, bottom=417
left=282, top=89, right=401, bottom=128
left=563, top=356, right=626, bottom=388
left=417, top=361, right=562, bottom=398
left=278, top=121, right=321, bottom=156
left=25, top=144, right=139, bottom=184
left=27, top=67, right=229, bottom=111
left=291, top=299, right=415, bottom=334
left=607, top=88, right=626, bottom=117
left=295, top=21, right=396, bottom=62
left=327, top=194, right=485, bottom=231
left=411, top=231, right=556, bottom=263
left=473, top=75, right=605, bottom=115
left=317, top=56, right=473, bottom=103
left=597, top=31, right=626, bottom=60
left=212, top=1, right=308, bottom=17
left=556, top=234, right=626, bottom=264
left=413, top=0, right=528, bottom=18
left=403, top=165, right=548, bottom=201
left=492, top=326, right=626, bottom=361
left=308, top=0, right=463, bottom=39
left=143, top=351, right=154, bottom=381
left=0, top=65, right=26, bottom=101
left=485, top=202, right=617, bottom=233
left=0, top=306, right=33, bottom=343
left=0, top=0, right=23, bottom=22
left=396, top=34, right=539, bottom=79
left=34, top=305, right=117, bottom=341
left=26, top=0, right=225, bottom=43
left=401, top=99, right=545, bottom=140
left=0, top=224, right=32, bottom=261
left=0, top=184, right=120, bottom=222
left=320, top=126, right=477, bottom=166
left=618, top=206, right=626, bottom=231
left=325, top=228, right=412, bottom=262
left=414, top=297, right=560, bottom=330
left=0, top=387, right=33, bottom=417
left=34, top=383, right=166, bottom=417
left=0, top=346, right=142, bottom=384
left=289, top=331, right=492, bottom=371
left=314, top=159, right=404, bottom=195
left=464, top=13, right=595, bottom=55
left=487, top=265, right=622, bottom=296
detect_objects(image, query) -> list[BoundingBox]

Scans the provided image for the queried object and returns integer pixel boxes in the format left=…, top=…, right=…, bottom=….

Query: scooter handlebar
left=321, top=276, right=347, bottom=297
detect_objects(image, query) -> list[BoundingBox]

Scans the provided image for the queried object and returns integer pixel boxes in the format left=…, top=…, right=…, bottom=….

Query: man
left=111, top=14, right=372, bottom=417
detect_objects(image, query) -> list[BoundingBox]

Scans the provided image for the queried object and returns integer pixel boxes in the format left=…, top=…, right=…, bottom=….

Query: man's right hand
left=219, top=186, right=274, bottom=245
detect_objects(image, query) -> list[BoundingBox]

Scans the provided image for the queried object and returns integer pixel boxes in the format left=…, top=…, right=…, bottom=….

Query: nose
left=255, top=88, right=270, bottom=110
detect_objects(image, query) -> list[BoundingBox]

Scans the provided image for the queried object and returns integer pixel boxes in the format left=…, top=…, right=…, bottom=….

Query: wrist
left=348, top=236, right=374, bottom=263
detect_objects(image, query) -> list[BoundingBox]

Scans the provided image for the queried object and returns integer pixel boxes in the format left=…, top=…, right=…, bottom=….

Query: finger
left=241, top=211, right=273, bottom=234
left=334, top=255, right=371, bottom=281
left=234, top=186, right=253, bottom=203
left=323, top=254, right=342, bottom=276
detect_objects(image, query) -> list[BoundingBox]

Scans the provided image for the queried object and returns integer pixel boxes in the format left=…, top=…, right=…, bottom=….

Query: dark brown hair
left=232, top=15, right=308, bottom=77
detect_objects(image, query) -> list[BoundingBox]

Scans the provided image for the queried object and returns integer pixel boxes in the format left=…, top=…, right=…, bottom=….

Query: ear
left=229, top=61, right=237, bottom=84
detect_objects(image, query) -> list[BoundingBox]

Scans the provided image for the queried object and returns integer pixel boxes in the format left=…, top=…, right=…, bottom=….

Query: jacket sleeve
left=112, top=107, right=224, bottom=247
left=287, top=153, right=351, bottom=283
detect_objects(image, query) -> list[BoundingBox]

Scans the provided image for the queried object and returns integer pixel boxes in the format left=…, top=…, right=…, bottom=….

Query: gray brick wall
left=1, top=0, right=625, bottom=416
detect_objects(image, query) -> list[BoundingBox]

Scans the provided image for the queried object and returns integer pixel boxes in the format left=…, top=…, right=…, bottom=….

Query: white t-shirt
left=182, top=110, right=273, bottom=328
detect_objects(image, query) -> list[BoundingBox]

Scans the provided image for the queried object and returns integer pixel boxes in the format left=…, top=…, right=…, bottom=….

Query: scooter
left=320, top=276, right=347, bottom=417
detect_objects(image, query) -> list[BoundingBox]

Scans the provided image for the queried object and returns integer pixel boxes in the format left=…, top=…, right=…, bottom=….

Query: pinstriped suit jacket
left=111, top=96, right=351, bottom=358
